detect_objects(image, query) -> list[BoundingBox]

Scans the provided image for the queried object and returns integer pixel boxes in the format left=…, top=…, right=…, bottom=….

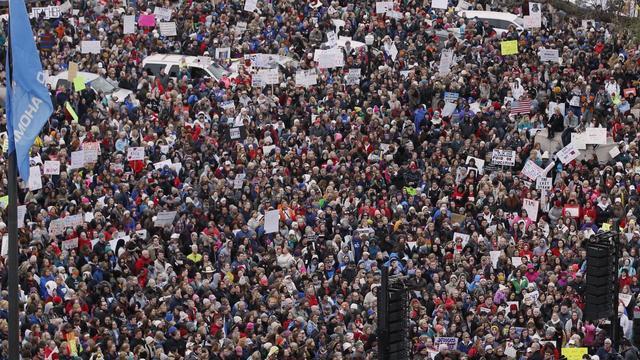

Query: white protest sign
left=295, top=70, right=318, bottom=87
left=256, top=69, right=279, bottom=85
left=523, top=15, right=541, bottom=28
left=159, top=22, right=177, bottom=37
left=524, top=290, right=540, bottom=303
left=123, top=15, right=136, bottom=34
left=127, top=147, right=145, bottom=161
left=620, top=293, right=632, bottom=307
left=529, top=2, right=542, bottom=22
left=82, top=142, right=100, bottom=163
left=154, top=211, right=177, bottom=227
left=434, top=337, right=458, bottom=350
left=442, top=102, right=457, bottom=117
left=609, top=146, right=621, bottom=158
left=536, top=177, right=552, bottom=190
left=385, top=43, right=398, bottom=61
left=466, top=156, right=485, bottom=174
left=547, top=101, right=565, bottom=116
left=62, top=237, right=79, bottom=250
left=80, top=41, right=101, bottom=54
left=43, top=161, right=60, bottom=175
left=512, top=257, right=523, bottom=267
left=345, top=68, right=361, bottom=86
left=215, top=47, right=231, bottom=59
left=17, top=205, right=26, bottom=229
left=326, top=31, right=338, bottom=48
left=48, top=219, right=65, bottom=236
left=230, top=127, right=242, bottom=140
left=571, top=132, right=588, bottom=150
left=557, top=143, right=580, bottom=164
left=264, top=210, right=280, bottom=234
left=1, top=235, right=6, bottom=256
left=490, top=250, right=501, bottom=269
left=31, top=6, right=61, bottom=19
left=375, top=1, right=394, bottom=13
left=28, top=166, right=42, bottom=191
left=432, top=0, right=448, bottom=9
left=59, top=1, right=72, bottom=12
left=438, top=49, right=454, bottom=75
left=585, top=127, right=607, bottom=145
left=522, top=198, right=540, bottom=221
left=220, top=100, right=235, bottom=110
left=453, top=232, right=470, bottom=248
left=522, top=160, right=544, bottom=181
left=244, top=0, right=258, bottom=12
left=235, top=22, right=248, bottom=35
left=492, top=149, right=516, bottom=166
left=539, top=48, right=559, bottom=62
left=153, top=7, right=172, bottom=21
left=64, top=214, right=84, bottom=228
left=317, top=49, right=344, bottom=69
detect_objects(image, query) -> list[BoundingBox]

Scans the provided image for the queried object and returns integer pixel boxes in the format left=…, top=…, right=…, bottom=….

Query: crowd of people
left=0, top=0, right=640, bottom=359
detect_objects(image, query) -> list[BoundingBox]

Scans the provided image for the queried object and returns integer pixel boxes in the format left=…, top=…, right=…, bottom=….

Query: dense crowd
left=0, top=0, right=640, bottom=359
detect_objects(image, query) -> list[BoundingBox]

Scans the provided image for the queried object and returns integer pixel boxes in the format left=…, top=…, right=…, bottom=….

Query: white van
left=457, top=10, right=524, bottom=35
left=142, top=54, right=230, bottom=81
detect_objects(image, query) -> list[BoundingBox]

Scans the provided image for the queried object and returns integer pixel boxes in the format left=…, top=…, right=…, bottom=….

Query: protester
left=0, top=0, right=639, bottom=359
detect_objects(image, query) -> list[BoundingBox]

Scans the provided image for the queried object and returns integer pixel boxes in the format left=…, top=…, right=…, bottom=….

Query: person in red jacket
left=134, top=250, right=153, bottom=274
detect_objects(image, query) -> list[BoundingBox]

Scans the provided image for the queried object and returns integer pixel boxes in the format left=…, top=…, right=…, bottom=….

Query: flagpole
left=6, top=1, right=21, bottom=358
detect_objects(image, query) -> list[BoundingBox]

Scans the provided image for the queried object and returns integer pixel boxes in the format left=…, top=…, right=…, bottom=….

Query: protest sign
left=539, top=49, right=559, bottom=62
left=492, top=149, right=516, bottom=166
left=585, top=127, right=607, bottom=145
left=557, top=143, right=580, bottom=164
left=159, top=22, right=177, bottom=36
left=264, top=210, right=280, bottom=234
left=444, top=92, right=459, bottom=102
left=522, top=198, right=539, bottom=221
left=438, top=49, right=454, bottom=74
left=244, top=0, right=258, bottom=12
left=127, top=147, right=145, bottom=161
left=512, top=257, right=523, bottom=267
left=32, top=6, right=61, bottom=19
left=536, top=177, right=552, bottom=190
left=563, top=348, right=588, bottom=360
left=432, top=0, right=448, bottom=9
left=345, top=68, right=361, bottom=86
left=501, top=40, right=518, bottom=55
left=434, top=337, right=458, bottom=350
left=522, top=160, right=544, bottom=181
left=153, top=7, right=172, bottom=21
left=138, top=14, right=156, bottom=27
left=123, top=15, right=136, bottom=34
left=154, top=211, right=177, bottom=227
left=490, top=251, right=501, bottom=268
left=295, top=70, right=317, bottom=87
left=43, top=161, right=60, bottom=175
left=375, top=1, right=394, bottom=13
left=28, top=166, right=42, bottom=191
left=17, top=205, right=26, bottom=229
left=62, top=238, right=79, bottom=250
left=80, top=41, right=101, bottom=54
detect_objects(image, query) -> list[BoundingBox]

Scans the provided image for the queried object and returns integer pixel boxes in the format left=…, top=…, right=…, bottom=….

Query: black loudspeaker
left=584, top=242, right=616, bottom=321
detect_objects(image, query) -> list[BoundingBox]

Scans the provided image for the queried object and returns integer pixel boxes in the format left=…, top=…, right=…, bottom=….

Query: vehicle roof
left=457, top=10, right=520, bottom=21
left=47, top=71, right=100, bottom=85
left=143, top=54, right=214, bottom=67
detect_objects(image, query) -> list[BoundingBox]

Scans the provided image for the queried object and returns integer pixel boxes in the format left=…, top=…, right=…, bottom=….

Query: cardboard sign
left=68, top=62, right=79, bottom=81
left=500, top=40, right=518, bottom=55
left=127, top=147, right=145, bottom=161
left=492, top=149, right=516, bottom=166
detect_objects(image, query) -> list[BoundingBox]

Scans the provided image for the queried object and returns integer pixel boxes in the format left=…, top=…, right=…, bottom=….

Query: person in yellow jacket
left=187, top=245, right=203, bottom=264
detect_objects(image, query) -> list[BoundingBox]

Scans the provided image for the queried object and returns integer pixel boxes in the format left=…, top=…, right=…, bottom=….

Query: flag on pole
left=6, top=0, right=53, bottom=182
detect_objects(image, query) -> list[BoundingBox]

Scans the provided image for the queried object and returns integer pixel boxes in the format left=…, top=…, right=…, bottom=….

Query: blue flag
left=6, top=0, right=53, bottom=182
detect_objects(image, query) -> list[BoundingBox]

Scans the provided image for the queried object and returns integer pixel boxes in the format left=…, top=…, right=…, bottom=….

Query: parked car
left=142, top=54, right=230, bottom=81
left=46, top=71, right=133, bottom=103
left=457, top=10, right=524, bottom=35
